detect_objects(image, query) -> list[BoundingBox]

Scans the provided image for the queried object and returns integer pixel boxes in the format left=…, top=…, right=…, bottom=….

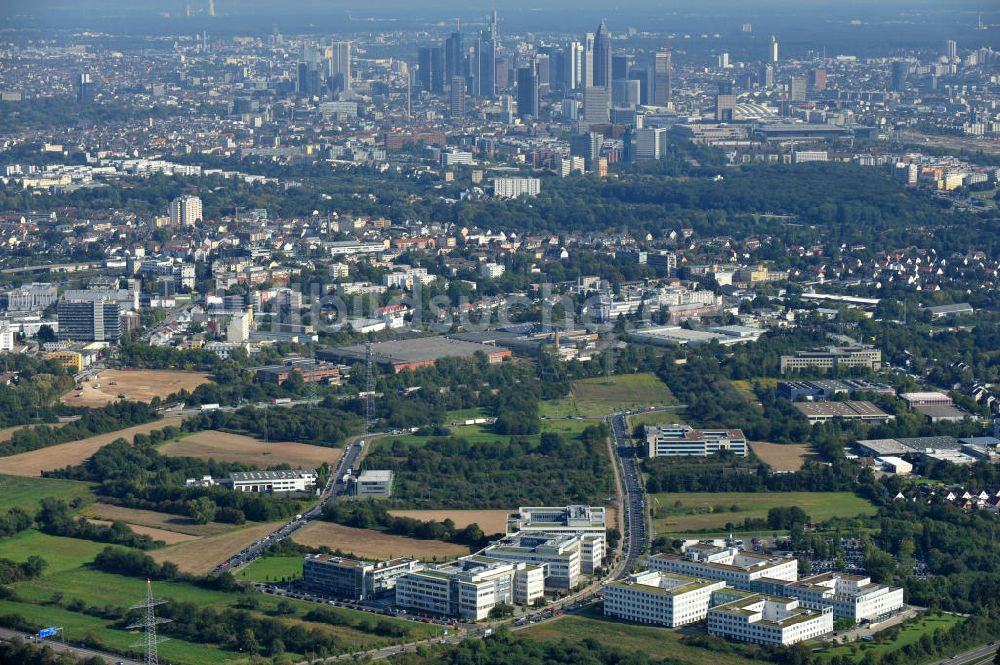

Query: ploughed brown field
left=150, top=521, right=288, bottom=575
left=750, top=442, right=814, bottom=472
left=159, top=431, right=342, bottom=469
left=292, top=521, right=468, bottom=561
left=86, top=519, right=200, bottom=545
left=387, top=509, right=512, bottom=536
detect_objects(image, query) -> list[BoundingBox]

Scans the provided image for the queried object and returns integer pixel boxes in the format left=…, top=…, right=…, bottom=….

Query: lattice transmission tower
left=365, top=341, right=375, bottom=434
left=128, top=579, right=170, bottom=665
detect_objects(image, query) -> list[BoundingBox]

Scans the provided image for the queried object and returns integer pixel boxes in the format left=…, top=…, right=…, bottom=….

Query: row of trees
left=35, top=498, right=161, bottom=550
left=0, top=400, right=159, bottom=457
left=321, top=499, right=490, bottom=548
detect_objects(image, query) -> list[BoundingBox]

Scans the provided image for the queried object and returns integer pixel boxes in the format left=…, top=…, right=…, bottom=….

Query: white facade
left=481, top=263, right=506, bottom=279
left=229, top=469, right=317, bottom=493
left=483, top=533, right=583, bottom=589
left=227, top=312, right=250, bottom=343
left=169, top=195, right=203, bottom=226
left=0, top=322, right=14, bottom=352
left=604, top=571, right=725, bottom=627
left=636, top=127, right=668, bottom=160
left=509, top=505, right=606, bottom=538
left=783, top=573, right=905, bottom=623
left=708, top=593, right=833, bottom=646
left=355, top=470, right=393, bottom=497
left=492, top=177, right=541, bottom=199
left=645, top=424, right=748, bottom=458
left=647, top=546, right=798, bottom=590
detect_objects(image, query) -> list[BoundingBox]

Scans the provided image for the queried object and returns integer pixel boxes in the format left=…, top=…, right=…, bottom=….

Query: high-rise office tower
left=450, top=76, right=466, bottom=118
left=593, top=20, right=613, bottom=88
left=612, top=79, right=641, bottom=108
left=788, top=76, right=807, bottom=101
left=565, top=41, right=583, bottom=90
left=297, top=60, right=323, bottom=97
left=169, top=195, right=203, bottom=226
left=807, top=69, right=826, bottom=93
left=629, top=66, right=650, bottom=105
left=418, top=45, right=445, bottom=93
left=478, top=10, right=498, bottom=97
left=612, top=54, right=632, bottom=82
left=759, top=63, right=774, bottom=89
left=57, top=301, right=121, bottom=343
left=945, top=39, right=957, bottom=61
left=718, top=52, right=730, bottom=69
left=570, top=132, right=602, bottom=168
left=516, top=65, right=538, bottom=119
left=535, top=54, right=551, bottom=93
left=208, top=0, right=215, bottom=17
left=328, top=42, right=351, bottom=91
left=583, top=32, right=596, bottom=88
left=891, top=60, right=908, bottom=92
left=583, top=85, right=610, bottom=126
left=652, top=48, right=672, bottom=105
left=495, top=57, right=509, bottom=89
left=76, top=73, right=95, bottom=103
left=635, top=127, right=668, bottom=160
left=445, top=31, right=464, bottom=80
left=769, top=35, right=779, bottom=63
left=715, top=93, right=736, bottom=121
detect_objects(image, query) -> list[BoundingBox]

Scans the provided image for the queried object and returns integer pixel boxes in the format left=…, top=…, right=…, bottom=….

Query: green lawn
left=376, top=418, right=594, bottom=451
left=445, top=407, right=490, bottom=423
left=0, top=531, right=444, bottom=665
left=237, top=555, right=303, bottom=583
left=729, top=378, right=778, bottom=404
left=815, top=614, right=961, bottom=663
left=0, top=474, right=94, bottom=513
left=540, top=373, right=676, bottom=417
left=627, top=408, right=688, bottom=429
left=651, top=491, right=877, bottom=534
left=517, top=607, right=761, bottom=665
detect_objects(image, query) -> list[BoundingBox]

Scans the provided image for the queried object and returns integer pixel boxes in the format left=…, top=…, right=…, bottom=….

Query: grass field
left=730, top=378, right=779, bottom=405
left=81, top=502, right=239, bottom=537
left=540, top=373, right=676, bottom=417
left=0, top=474, right=93, bottom=512
left=0, top=529, right=113, bottom=574
left=626, top=408, right=688, bottom=429
left=387, top=509, right=512, bottom=535
left=159, top=430, right=343, bottom=469
left=237, top=555, right=304, bottom=583
left=61, top=368, right=212, bottom=407
left=517, top=607, right=760, bottom=665
left=149, top=521, right=287, bottom=574
left=751, top=442, right=815, bottom=472
left=815, top=614, right=961, bottom=663
left=445, top=407, right=490, bottom=423
left=651, top=491, right=877, bottom=534
left=292, top=521, right=468, bottom=561
left=0, top=415, right=185, bottom=477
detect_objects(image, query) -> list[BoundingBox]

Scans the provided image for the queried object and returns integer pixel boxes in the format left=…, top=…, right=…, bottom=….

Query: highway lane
left=609, top=412, right=650, bottom=579
left=0, top=627, right=140, bottom=665
left=932, top=643, right=998, bottom=665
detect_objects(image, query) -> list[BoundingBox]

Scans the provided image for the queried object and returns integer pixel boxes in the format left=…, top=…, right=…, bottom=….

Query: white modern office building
left=647, top=544, right=798, bottom=590
left=395, top=555, right=544, bottom=620
left=604, top=571, right=726, bottom=627
left=644, top=424, right=748, bottom=458
left=708, top=591, right=833, bottom=646
left=778, top=573, right=904, bottom=623
left=483, top=533, right=583, bottom=589
left=508, top=505, right=606, bottom=537
left=228, top=469, right=317, bottom=493
left=303, top=554, right=421, bottom=600
left=355, top=470, right=394, bottom=497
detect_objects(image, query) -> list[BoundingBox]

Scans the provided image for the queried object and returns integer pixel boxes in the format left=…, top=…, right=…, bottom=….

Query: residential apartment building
left=169, top=195, right=203, bottom=226
left=492, top=177, right=541, bottom=199
left=644, top=424, right=748, bottom=458
left=604, top=571, right=726, bottom=627
left=395, top=556, right=544, bottom=620
left=303, top=554, right=421, bottom=600
left=647, top=544, right=798, bottom=590
left=707, top=591, right=833, bottom=646
left=779, top=346, right=881, bottom=374
left=769, top=573, right=904, bottom=623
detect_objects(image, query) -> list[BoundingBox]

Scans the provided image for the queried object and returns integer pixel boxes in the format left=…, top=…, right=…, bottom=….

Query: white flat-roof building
left=708, top=591, right=833, bottom=646
left=645, top=424, right=748, bottom=458
left=229, top=469, right=317, bottom=493
left=647, top=544, right=798, bottom=590
left=303, top=555, right=421, bottom=600
left=604, top=571, right=726, bottom=627
left=779, top=573, right=904, bottom=623
left=483, top=533, right=583, bottom=589
left=508, top=505, right=606, bottom=538
left=395, top=555, right=544, bottom=620
left=355, top=470, right=393, bottom=497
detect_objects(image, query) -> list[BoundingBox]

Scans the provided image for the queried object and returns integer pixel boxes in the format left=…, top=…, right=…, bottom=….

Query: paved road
left=932, top=643, right=998, bottom=665
left=212, top=433, right=370, bottom=576
left=0, top=627, right=140, bottom=664
left=609, top=412, right=650, bottom=578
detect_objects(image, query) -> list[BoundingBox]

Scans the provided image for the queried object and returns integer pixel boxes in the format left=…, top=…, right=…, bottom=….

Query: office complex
left=303, top=554, right=421, bottom=600
left=57, top=300, right=121, bottom=343
left=516, top=65, right=538, bottom=119
left=644, top=424, right=748, bottom=458
left=768, top=573, right=905, bottom=623
left=647, top=544, right=798, bottom=589
left=779, top=346, right=881, bottom=374
left=708, top=592, right=833, bottom=646
left=168, top=195, right=203, bottom=226
left=449, top=76, right=466, bottom=118
left=508, top=505, right=606, bottom=538
left=653, top=48, right=673, bottom=105
left=604, top=571, right=726, bottom=627
left=229, top=469, right=317, bottom=493
left=355, top=470, right=394, bottom=497
left=483, top=532, right=584, bottom=589
left=592, top=20, right=612, bottom=89
left=395, top=556, right=544, bottom=620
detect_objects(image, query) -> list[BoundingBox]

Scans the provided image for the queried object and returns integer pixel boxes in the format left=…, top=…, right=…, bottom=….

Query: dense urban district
left=1, top=1, right=1000, bottom=664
